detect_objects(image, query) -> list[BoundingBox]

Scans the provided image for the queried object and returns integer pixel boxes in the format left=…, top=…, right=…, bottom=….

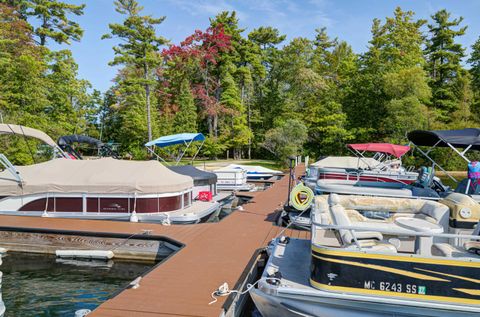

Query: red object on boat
left=347, top=143, right=410, bottom=158
left=198, top=191, right=213, bottom=202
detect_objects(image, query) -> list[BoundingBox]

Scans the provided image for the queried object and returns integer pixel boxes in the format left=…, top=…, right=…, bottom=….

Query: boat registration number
left=364, top=281, right=426, bottom=294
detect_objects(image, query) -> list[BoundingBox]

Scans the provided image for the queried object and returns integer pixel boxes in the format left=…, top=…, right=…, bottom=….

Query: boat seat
left=432, top=243, right=478, bottom=259
left=345, top=239, right=397, bottom=253
left=464, top=241, right=480, bottom=255
left=329, top=194, right=383, bottom=244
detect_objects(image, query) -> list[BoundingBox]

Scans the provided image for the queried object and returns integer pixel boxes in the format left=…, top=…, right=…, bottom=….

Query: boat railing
left=311, top=220, right=480, bottom=251
left=0, top=153, right=22, bottom=183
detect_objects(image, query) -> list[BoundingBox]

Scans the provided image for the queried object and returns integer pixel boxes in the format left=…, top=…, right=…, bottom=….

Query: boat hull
left=251, top=238, right=480, bottom=317
left=311, top=245, right=480, bottom=307
left=251, top=287, right=479, bottom=317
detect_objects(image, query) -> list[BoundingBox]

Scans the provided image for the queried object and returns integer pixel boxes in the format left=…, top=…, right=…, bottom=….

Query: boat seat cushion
left=419, top=202, right=449, bottom=229
left=330, top=204, right=383, bottom=244
left=464, top=241, right=480, bottom=255
left=432, top=243, right=478, bottom=259
left=345, top=239, right=397, bottom=253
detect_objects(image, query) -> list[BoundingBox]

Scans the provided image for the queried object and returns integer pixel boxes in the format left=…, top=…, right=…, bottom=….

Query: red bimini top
left=347, top=143, right=411, bottom=158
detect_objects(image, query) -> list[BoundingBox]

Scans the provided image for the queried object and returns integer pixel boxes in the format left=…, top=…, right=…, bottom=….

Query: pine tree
left=425, top=9, right=467, bottom=121
left=4, top=0, right=86, bottom=45
left=469, top=36, right=480, bottom=93
left=173, top=78, right=197, bottom=133
left=102, top=0, right=167, bottom=142
left=345, top=7, right=429, bottom=141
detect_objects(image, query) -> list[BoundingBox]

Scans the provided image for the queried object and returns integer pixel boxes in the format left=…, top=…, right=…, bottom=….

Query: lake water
left=0, top=252, right=157, bottom=317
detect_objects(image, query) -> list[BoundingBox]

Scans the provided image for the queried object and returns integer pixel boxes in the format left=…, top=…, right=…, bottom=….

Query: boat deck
left=0, top=165, right=309, bottom=317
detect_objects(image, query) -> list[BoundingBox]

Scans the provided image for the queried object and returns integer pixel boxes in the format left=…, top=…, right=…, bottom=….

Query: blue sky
left=54, top=0, right=480, bottom=93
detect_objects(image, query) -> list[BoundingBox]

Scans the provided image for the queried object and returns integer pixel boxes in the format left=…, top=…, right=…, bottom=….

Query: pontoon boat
left=305, top=143, right=417, bottom=189
left=212, top=166, right=254, bottom=191
left=0, top=158, right=219, bottom=223
left=222, top=164, right=283, bottom=180
left=251, top=193, right=480, bottom=316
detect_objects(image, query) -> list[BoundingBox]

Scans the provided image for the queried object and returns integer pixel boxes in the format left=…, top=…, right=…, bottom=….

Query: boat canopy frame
left=0, top=123, right=69, bottom=159
left=407, top=129, right=480, bottom=183
left=145, top=133, right=205, bottom=165
left=346, top=143, right=412, bottom=171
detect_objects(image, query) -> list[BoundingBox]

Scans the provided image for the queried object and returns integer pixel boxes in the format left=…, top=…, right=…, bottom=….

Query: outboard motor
left=441, top=192, right=480, bottom=229
left=415, top=166, right=433, bottom=188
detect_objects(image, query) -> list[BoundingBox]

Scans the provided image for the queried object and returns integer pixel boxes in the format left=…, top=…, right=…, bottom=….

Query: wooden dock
left=0, top=165, right=309, bottom=316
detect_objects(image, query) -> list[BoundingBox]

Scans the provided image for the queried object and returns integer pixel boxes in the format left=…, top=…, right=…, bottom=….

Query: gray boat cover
left=168, top=165, right=217, bottom=186
left=0, top=124, right=57, bottom=147
left=0, top=158, right=193, bottom=195
left=408, top=129, right=480, bottom=150
left=58, top=135, right=103, bottom=148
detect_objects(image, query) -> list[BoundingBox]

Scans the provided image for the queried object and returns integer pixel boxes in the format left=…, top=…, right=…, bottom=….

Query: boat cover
left=0, top=124, right=57, bottom=147
left=311, top=156, right=379, bottom=169
left=408, top=129, right=480, bottom=150
left=222, top=164, right=282, bottom=175
left=168, top=165, right=217, bottom=186
left=58, top=135, right=103, bottom=148
left=348, top=143, right=410, bottom=158
left=145, top=133, right=205, bottom=148
left=0, top=158, right=193, bottom=195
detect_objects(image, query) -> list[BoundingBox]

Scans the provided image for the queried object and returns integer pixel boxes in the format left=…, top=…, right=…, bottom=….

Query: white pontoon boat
left=305, top=143, right=417, bottom=189
left=315, top=129, right=480, bottom=202
left=212, top=166, right=254, bottom=191
left=251, top=193, right=480, bottom=317
left=0, top=158, right=219, bottom=224
left=222, top=164, right=283, bottom=180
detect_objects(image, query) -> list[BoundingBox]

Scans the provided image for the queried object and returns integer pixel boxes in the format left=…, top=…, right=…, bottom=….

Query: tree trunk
left=40, top=16, right=47, bottom=46
left=144, top=62, right=152, bottom=142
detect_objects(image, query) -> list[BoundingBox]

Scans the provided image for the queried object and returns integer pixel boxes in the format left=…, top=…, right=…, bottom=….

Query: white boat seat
left=432, top=243, right=478, bottom=259
left=330, top=201, right=383, bottom=244
left=345, top=239, right=397, bottom=253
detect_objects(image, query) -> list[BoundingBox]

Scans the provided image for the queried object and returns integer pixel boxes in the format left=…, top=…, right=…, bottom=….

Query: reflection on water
left=0, top=252, right=157, bottom=317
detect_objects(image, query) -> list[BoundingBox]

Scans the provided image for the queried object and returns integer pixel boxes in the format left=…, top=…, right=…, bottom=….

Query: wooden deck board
left=0, top=165, right=307, bottom=317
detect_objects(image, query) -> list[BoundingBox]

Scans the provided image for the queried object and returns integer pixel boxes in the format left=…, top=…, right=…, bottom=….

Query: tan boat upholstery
left=329, top=194, right=385, bottom=245
left=432, top=243, right=478, bottom=259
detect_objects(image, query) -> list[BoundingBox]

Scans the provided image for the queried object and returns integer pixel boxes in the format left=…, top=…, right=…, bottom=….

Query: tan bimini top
left=311, top=156, right=380, bottom=169
left=0, top=124, right=58, bottom=147
left=0, top=158, right=194, bottom=195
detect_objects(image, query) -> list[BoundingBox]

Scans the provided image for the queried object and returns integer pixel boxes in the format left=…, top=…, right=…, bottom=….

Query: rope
left=208, top=278, right=281, bottom=305
left=289, top=183, right=314, bottom=211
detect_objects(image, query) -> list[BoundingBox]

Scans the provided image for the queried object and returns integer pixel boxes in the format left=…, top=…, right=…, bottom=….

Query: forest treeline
left=1, top=0, right=480, bottom=168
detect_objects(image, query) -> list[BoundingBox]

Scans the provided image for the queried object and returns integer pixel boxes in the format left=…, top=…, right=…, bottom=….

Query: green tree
left=3, top=0, right=86, bottom=45
left=468, top=36, right=480, bottom=121
left=425, top=9, right=467, bottom=121
left=345, top=7, right=429, bottom=142
left=470, top=36, right=480, bottom=92
left=262, top=119, right=308, bottom=163
left=102, top=0, right=167, bottom=142
left=173, top=78, right=197, bottom=133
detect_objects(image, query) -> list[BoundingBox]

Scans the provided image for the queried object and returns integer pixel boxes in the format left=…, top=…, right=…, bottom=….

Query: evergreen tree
left=425, top=9, right=467, bottom=121
left=102, top=0, right=167, bottom=142
left=345, top=7, right=429, bottom=141
left=173, top=78, right=197, bottom=133
left=468, top=36, right=480, bottom=122
left=470, top=36, right=480, bottom=92
left=3, top=0, right=86, bottom=45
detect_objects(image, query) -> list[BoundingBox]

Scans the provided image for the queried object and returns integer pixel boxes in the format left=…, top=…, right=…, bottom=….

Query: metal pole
left=287, top=156, right=296, bottom=207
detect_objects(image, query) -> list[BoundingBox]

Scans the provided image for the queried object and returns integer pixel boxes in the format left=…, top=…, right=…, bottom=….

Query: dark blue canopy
left=408, top=129, right=480, bottom=150
left=145, top=133, right=205, bottom=148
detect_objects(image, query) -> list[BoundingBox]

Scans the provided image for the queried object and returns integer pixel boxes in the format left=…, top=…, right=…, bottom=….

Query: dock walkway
left=0, top=165, right=309, bottom=316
